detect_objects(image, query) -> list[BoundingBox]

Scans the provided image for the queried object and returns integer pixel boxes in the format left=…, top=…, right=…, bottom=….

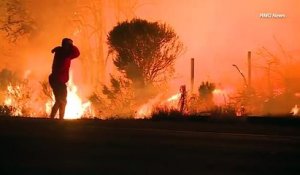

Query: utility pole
left=248, top=51, right=252, bottom=89
left=191, top=58, right=195, bottom=94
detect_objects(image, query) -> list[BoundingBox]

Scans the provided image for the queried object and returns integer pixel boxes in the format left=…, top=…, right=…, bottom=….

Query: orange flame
left=212, top=88, right=231, bottom=106
left=46, top=73, right=91, bottom=119
left=3, top=84, right=22, bottom=116
left=167, top=93, right=181, bottom=102
left=291, top=105, right=299, bottom=116
left=136, top=93, right=181, bottom=119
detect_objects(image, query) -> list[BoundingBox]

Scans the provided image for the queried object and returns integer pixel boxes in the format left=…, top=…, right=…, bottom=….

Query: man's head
left=61, top=38, right=73, bottom=49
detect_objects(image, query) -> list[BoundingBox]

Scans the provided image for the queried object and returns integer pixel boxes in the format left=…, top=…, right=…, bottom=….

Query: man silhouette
left=49, top=38, right=80, bottom=119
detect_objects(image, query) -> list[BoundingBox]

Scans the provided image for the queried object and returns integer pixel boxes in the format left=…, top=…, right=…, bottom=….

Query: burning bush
left=0, top=69, right=55, bottom=117
left=0, top=69, right=27, bottom=116
left=90, top=75, right=135, bottom=118
left=3, top=80, right=33, bottom=116
left=101, top=18, right=183, bottom=118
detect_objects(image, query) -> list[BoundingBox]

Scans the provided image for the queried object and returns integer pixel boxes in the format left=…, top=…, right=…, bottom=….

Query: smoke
left=132, top=0, right=300, bottom=91
left=0, top=0, right=300, bottom=116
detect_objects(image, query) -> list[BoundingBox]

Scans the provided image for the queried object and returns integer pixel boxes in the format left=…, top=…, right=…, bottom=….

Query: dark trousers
left=49, top=75, right=67, bottom=119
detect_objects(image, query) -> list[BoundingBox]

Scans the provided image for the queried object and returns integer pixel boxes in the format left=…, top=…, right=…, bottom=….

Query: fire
left=4, top=97, right=12, bottom=106
left=136, top=103, right=153, bottom=119
left=136, top=87, right=233, bottom=118
left=167, top=93, right=181, bottom=102
left=212, top=88, right=229, bottom=106
left=6, top=84, right=19, bottom=103
left=64, top=78, right=91, bottom=119
left=135, top=95, right=162, bottom=119
left=291, top=105, right=299, bottom=116
left=3, top=84, right=22, bottom=116
left=136, top=93, right=181, bottom=119
left=46, top=73, right=91, bottom=119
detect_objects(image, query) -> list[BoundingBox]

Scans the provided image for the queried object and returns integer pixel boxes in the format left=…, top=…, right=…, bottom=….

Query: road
left=0, top=117, right=300, bottom=175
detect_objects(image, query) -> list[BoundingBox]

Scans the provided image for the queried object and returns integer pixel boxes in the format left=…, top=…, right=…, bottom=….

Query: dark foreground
left=1, top=117, right=300, bottom=175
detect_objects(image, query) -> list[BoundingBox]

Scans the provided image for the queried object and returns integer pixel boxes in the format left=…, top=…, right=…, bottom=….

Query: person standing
left=49, top=38, right=80, bottom=119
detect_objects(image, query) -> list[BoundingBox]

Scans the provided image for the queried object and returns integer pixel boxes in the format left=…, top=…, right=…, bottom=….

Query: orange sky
left=130, top=0, right=300, bottom=91
left=1, top=0, right=300, bottom=95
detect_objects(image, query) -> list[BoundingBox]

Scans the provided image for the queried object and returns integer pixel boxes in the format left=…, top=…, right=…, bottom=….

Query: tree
left=0, top=0, right=36, bottom=42
left=71, top=0, right=106, bottom=87
left=71, top=0, right=140, bottom=88
left=107, top=18, right=183, bottom=88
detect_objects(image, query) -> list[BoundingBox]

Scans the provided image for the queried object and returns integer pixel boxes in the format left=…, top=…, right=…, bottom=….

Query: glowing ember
left=291, top=105, right=299, bottom=116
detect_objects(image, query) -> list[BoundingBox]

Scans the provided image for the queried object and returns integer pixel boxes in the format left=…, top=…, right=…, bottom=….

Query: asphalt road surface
left=0, top=117, right=300, bottom=175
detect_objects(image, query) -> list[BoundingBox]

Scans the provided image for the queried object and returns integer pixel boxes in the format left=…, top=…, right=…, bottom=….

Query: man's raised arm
left=70, top=45, right=80, bottom=59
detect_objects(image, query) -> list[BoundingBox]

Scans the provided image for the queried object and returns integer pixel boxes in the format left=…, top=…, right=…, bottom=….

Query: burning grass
left=0, top=69, right=92, bottom=119
left=0, top=105, right=15, bottom=117
left=1, top=68, right=299, bottom=120
left=151, top=107, right=186, bottom=121
left=150, top=105, right=240, bottom=122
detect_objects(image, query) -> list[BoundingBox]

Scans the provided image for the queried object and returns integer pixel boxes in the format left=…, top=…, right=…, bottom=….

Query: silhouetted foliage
left=151, top=107, right=185, bottom=121
left=102, top=75, right=127, bottom=100
left=95, top=75, right=134, bottom=117
left=0, top=0, right=36, bottom=42
left=107, top=18, right=183, bottom=88
left=198, top=81, right=216, bottom=101
left=197, top=81, right=216, bottom=111
left=0, top=69, right=19, bottom=91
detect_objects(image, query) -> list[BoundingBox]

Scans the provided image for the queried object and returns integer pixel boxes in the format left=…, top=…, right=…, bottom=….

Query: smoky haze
left=0, top=0, right=300, bottom=116
left=133, top=0, right=300, bottom=91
